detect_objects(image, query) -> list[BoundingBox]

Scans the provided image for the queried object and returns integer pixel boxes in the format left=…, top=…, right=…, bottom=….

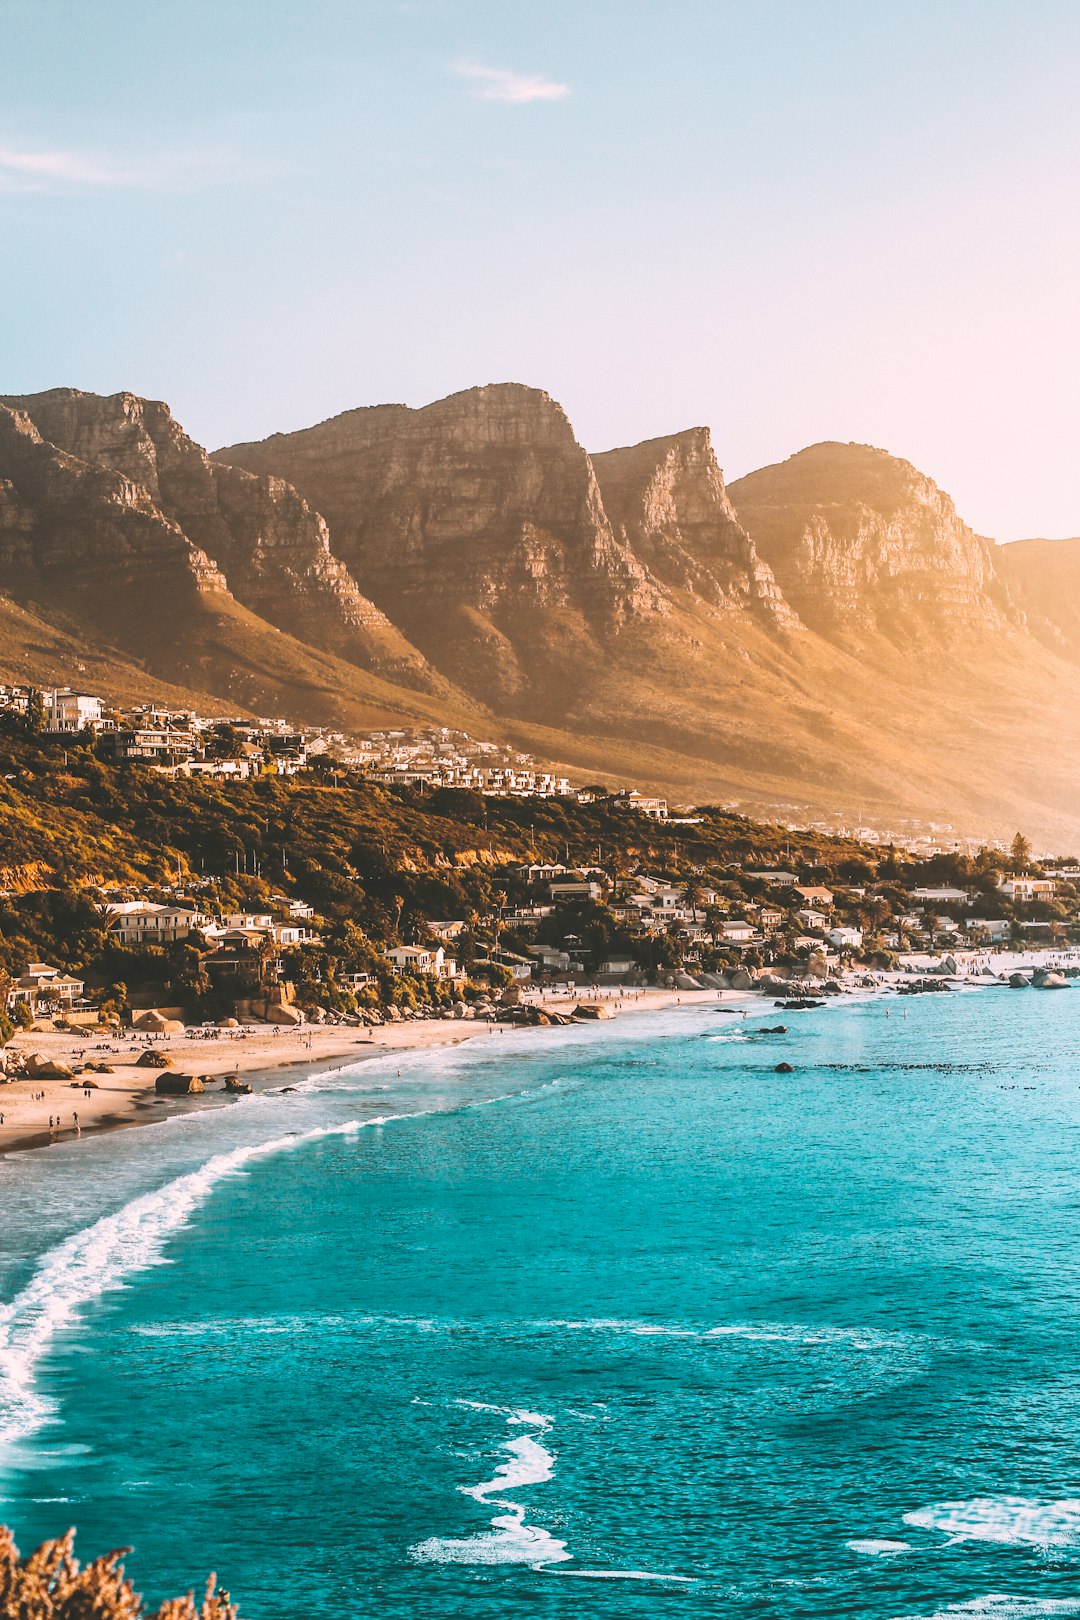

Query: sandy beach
left=5, top=947, right=1074, bottom=1158
left=0, top=986, right=735, bottom=1156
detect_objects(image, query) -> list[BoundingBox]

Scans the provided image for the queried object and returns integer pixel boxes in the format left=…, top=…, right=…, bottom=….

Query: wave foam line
left=892, top=1599, right=1080, bottom=1619
left=0, top=1113, right=421, bottom=1453
left=543, top=1568, right=695, bottom=1582
left=411, top=1403, right=570, bottom=1567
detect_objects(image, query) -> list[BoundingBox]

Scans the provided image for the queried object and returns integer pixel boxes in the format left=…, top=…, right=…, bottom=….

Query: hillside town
left=1, top=679, right=1077, bottom=1043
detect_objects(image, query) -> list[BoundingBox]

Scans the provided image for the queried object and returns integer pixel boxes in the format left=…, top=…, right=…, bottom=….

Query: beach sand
left=0, top=987, right=735, bottom=1156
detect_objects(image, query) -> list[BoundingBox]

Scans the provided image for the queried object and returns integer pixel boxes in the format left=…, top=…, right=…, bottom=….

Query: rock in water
left=155, top=1073, right=205, bottom=1095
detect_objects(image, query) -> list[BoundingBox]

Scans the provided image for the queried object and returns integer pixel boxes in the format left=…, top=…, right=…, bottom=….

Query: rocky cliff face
left=728, top=442, right=1017, bottom=642
left=217, top=384, right=672, bottom=708
left=997, top=537, right=1080, bottom=661
left=0, top=403, right=227, bottom=621
left=2, top=389, right=437, bottom=692
left=592, top=428, right=798, bottom=626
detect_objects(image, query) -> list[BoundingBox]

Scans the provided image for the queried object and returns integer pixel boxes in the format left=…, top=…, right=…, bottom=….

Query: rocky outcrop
left=217, top=384, right=671, bottom=708
left=155, top=1073, right=205, bottom=1094
left=3, top=389, right=437, bottom=692
left=592, top=428, right=798, bottom=626
left=728, top=442, right=1018, bottom=643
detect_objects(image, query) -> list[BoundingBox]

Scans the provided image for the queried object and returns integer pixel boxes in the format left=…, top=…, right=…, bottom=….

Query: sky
left=2, top=0, right=1079, bottom=539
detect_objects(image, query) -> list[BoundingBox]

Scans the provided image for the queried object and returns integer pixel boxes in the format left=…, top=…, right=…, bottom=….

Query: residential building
left=527, top=944, right=572, bottom=972
left=548, top=879, right=604, bottom=902
left=794, top=886, right=835, bottom=907
left=106, top=902, right=208, bottom=944
left=428, top=920, right=465, bottom=941
left=718, top=921, right=756, bottom=942
left=963, top=918, right=1011, bottom=942
left=998, top=875, right=1057, bottom=902
left=609, top=789, right=669, bottom=820
left=797, top=909, right=829, bottom=930
left=385, top=945, right=457, bottom=979
left=43, top=688, right=104, bottom=733
left=7, top=962, right=86, bottom=1011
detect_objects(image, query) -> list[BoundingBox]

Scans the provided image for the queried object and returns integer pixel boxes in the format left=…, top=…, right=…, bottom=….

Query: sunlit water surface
left=3, top=990, right=1080, bottom=1619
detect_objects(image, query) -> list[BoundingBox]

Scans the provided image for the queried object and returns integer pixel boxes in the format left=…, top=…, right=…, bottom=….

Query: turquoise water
left=3, top=991, right=1080, bottom=1618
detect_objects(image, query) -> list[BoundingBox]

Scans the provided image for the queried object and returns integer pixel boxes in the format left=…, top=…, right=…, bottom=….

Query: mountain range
left=0, top=381, right=1077, bottom=844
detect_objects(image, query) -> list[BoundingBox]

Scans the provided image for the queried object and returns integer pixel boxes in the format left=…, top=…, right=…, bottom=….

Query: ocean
left=2, top=989, right=1080, bottom=1618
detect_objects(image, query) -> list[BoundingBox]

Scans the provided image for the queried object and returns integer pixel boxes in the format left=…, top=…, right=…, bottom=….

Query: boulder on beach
left=135, top=1050, right=174, bottom=1069
left=775, top=1061, right=795, bottom=1074
left=25, top=1053, right=77, bottom=1080
left=1009, top=973, right=1030, bottom=988
left=217, top=1017, right=240, bottom=1029
left=1033, top=969, right=1069, bottom=989
left=266, top=1004, right=304, bottom=1025
left=224, top=1075, right=253, bottom=1093
left=134, top=1011, right=185, bottom=1034
left=573, top=1002, right=614, bottom=1020
left=154, top=1073, right=205, bottom=1095
left=729, top=968, right=755, bottom=991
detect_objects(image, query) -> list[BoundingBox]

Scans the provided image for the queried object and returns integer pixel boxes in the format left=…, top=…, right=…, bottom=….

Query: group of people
left=46, top=1112, right=80, bottom=1134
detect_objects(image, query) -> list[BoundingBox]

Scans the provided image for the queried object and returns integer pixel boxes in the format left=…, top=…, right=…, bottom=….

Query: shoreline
left=0, top=987, right=742, bottom=1158
left=3, top=948, right=1073, bottom=1160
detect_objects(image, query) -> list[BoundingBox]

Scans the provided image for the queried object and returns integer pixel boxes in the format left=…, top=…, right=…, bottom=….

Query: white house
left=610, top=790, right=669, bottom=820
left=43, top=688, right=103, bottom=733
left=998, top=875, right=1057, bottom=903
left=106, top=902, right=208, bottom=945
left=385, top=945, right=457, bottom=979
left=797, top=908, right=829, bottom=930
left=527, top=944, right=572, bottom=972
left=826, top=926, right=863, bottom=949
left=8, top=962, right=86, bottom=1011
left=718, top=921, right=756, bottom=942
left=963, top=918, right=1010, bottom=942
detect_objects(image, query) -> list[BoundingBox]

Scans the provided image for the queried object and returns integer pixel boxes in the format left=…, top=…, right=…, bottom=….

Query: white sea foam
left=904, top=1497, right=1080, bottom=1547
left=0, top=1113, right=432, bottom=1453
left=847, top=1538, right=912, bottom=1555
left=544, top=1568, right=695, bottom=1582
left=411, top=1403, right=570, bottom=1567
left=892, top=1598, right=1080, bottom=1619
left=412, top=1513, right=569, bottom=1566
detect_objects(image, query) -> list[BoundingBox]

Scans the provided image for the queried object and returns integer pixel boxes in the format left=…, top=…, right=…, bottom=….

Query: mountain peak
left=729, top=441, right=1016, bottom=641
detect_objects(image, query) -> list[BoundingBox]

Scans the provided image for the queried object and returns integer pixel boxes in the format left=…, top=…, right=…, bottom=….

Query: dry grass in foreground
left=0, top=1527, right=237, bottom=1618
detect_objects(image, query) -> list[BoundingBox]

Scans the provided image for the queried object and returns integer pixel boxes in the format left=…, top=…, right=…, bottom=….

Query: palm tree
left=1010, top=831, right=1031, bottom=875
left=682, top=879, right=704, bottom=921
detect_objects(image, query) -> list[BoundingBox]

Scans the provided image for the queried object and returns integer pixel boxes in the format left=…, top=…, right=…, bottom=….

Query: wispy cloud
left=452, top=61, right=570, bottom=104
left=0, top=145, right=144, bottom=189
